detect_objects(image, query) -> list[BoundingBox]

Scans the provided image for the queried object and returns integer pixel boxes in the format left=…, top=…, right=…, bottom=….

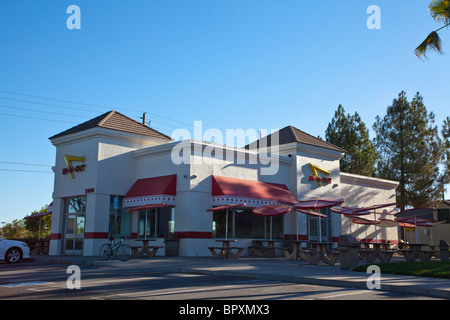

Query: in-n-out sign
left=63, top=155, right=86, bottom=178
left=309, top=163, right=332, bottom=187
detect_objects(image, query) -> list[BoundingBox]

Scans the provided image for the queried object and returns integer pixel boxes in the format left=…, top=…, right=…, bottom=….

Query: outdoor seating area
left=206, top=200, right=450, bottom=271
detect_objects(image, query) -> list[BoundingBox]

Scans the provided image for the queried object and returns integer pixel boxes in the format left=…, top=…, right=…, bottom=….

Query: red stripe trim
left=50, top=233, right=62, bottom=240
left=175, top=232, right=212, bottom=239
left=84, top=232, right=109, bottom=239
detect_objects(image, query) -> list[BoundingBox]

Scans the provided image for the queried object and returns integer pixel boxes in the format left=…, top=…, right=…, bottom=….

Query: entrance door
left=63, top=196, right=87, bottom=255
left=65, top=214, right=85, bottom=255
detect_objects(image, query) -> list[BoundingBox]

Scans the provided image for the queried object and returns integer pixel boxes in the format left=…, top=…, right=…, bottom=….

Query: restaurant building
left=48, top=111, right=399, bottom=256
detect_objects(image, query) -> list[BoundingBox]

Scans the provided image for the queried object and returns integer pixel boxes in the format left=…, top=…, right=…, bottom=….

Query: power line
left=0, top=112, right=79, bottom=124
left=0, top=161, right=52, bottom=167
left=0, top=104, right=91, bottom=119
left=0, top=168, right=53, bottom=173
left=0, top=90, right=196, bottom=128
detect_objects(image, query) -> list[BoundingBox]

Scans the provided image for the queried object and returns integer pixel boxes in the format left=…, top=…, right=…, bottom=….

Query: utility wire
left=0, top=169, right=53, bottom=173
left=0, top=90, right=196, bottom=128
left=0, top=161, right=52, bottom=167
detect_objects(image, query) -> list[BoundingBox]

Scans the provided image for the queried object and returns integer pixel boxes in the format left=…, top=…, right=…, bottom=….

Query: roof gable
left=49, top=110, right=172, bottom=141
left=246, top=126, right=345, bottom=153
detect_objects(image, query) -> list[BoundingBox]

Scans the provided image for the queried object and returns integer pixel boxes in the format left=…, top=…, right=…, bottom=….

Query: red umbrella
left=252, top=205, right=290, bottom=240
left=331, top=207, right=371, bottom=234
left=252, top=205, right=291, bottom=216
left=352, top=203, right=396, bottom=243
left=207, top=203, right=247, bottom=240
left=395, top=207, right=435, bottom=243
left=293, top=197, right=344, bottom=210
left=294, top=197, right=344, bottom=243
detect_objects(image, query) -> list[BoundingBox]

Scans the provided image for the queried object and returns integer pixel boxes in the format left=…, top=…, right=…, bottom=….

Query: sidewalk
left=32, top=255, right=450, bottom=299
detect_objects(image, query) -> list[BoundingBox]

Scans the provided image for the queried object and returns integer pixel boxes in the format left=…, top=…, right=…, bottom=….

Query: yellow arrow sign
left=63, top=155, right=85, bottom=178
left=309, top=163, right=331, bottom=187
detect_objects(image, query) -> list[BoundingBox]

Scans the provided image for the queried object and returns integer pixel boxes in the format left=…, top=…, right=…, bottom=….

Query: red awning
left=24, top=211, right=52, bottom=220
left=211, top=175, right=297, bottom=207
left=127, top=203, right=168, bottom=212
left=123, top=174, right=176, bottom=207
left=252, top=205, right=291, bottom=217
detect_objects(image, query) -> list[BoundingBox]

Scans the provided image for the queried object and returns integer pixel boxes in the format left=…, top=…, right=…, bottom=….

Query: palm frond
left=429, top=0, right=450, bottom=23
left=415, top=31, right=443, bottom=58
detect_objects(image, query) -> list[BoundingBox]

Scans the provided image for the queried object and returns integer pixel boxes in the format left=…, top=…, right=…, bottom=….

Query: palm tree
left=415, top=0, right=450, bottom=58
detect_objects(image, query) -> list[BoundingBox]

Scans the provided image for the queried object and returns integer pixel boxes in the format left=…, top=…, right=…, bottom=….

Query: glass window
left=307, top=208, right=331, bottom=242
left=64, top=196, right=86, bottom=213
left=212, top=209, right=283, bottom=239
left=109, top=196, right=131, bottom=238
left=437, top=209, right=450, bottom=224
left=138, top=207, right=174, bottom=238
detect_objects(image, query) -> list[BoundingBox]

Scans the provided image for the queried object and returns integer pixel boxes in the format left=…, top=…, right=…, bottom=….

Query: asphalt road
left=0, top=261, right=442, bottom=302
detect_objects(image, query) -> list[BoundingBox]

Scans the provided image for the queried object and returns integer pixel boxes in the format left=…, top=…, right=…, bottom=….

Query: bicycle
left=99, top=234, right=133, bottom=261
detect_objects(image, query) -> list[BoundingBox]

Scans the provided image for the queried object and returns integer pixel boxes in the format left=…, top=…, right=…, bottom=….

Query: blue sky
left=0, top=1, right=449, bottom=224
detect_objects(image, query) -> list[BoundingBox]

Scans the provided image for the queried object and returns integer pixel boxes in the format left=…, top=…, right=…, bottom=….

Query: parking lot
left=0, top=260, right=442, bottom=302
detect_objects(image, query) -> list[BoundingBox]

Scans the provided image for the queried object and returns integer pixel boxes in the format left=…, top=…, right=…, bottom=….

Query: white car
left=0, top=238, right=30, bottom=263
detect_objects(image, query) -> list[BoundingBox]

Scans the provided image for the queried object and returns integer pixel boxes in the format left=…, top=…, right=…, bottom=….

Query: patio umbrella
left=128, top=203, right=167, bottom=239
left=415, top=219, right=445, bottom=245
left=349, top=216, right=379, bottom=243
left=294, top=197, right=344, bottom=243
left=330, top=207, right=370, bottom=234
left=394, top=207, right=435, bottom=243
left=353, top=203, right=396, bottom=243
left=207, top=203, right=247, bottom=240
left=252, top=205, right=291, bottom=240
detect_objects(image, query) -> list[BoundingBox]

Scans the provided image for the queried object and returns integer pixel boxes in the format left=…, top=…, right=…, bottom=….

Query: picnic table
left=399, top=243, right=436, bottom=262
left=208, top=239, right=244, bottom=259
left=303, top=242, right=340, bottom=266
left=359, top=242, right=397, bottom=263
left=281, top=240, right=308, bottom=260
left=133, top=239, right=164, bottom=258
left=248, top=240, right=285, bottom=258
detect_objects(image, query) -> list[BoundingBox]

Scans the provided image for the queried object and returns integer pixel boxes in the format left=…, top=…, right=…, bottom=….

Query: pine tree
left=373, top=91, right=443, bottom=210
left=325, top=105, right=376, bottom=176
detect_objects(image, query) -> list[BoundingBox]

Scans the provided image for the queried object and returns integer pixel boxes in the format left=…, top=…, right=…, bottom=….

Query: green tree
left=2, top=219, right=30, bottom=239
left=24, top=204, right=52, bottom=238
left=325, top=104, right=376, bottom=176
left=373, top=91, right=443, bottom=210
left=415, top=0, right=450, bottom=58
left=442, top=116, right=450, bottom=192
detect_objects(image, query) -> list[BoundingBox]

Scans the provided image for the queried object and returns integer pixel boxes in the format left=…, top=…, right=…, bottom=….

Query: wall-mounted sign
left=308, top=163, right=332, bottom=187
left=63, top=155, right=86, bottom=178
